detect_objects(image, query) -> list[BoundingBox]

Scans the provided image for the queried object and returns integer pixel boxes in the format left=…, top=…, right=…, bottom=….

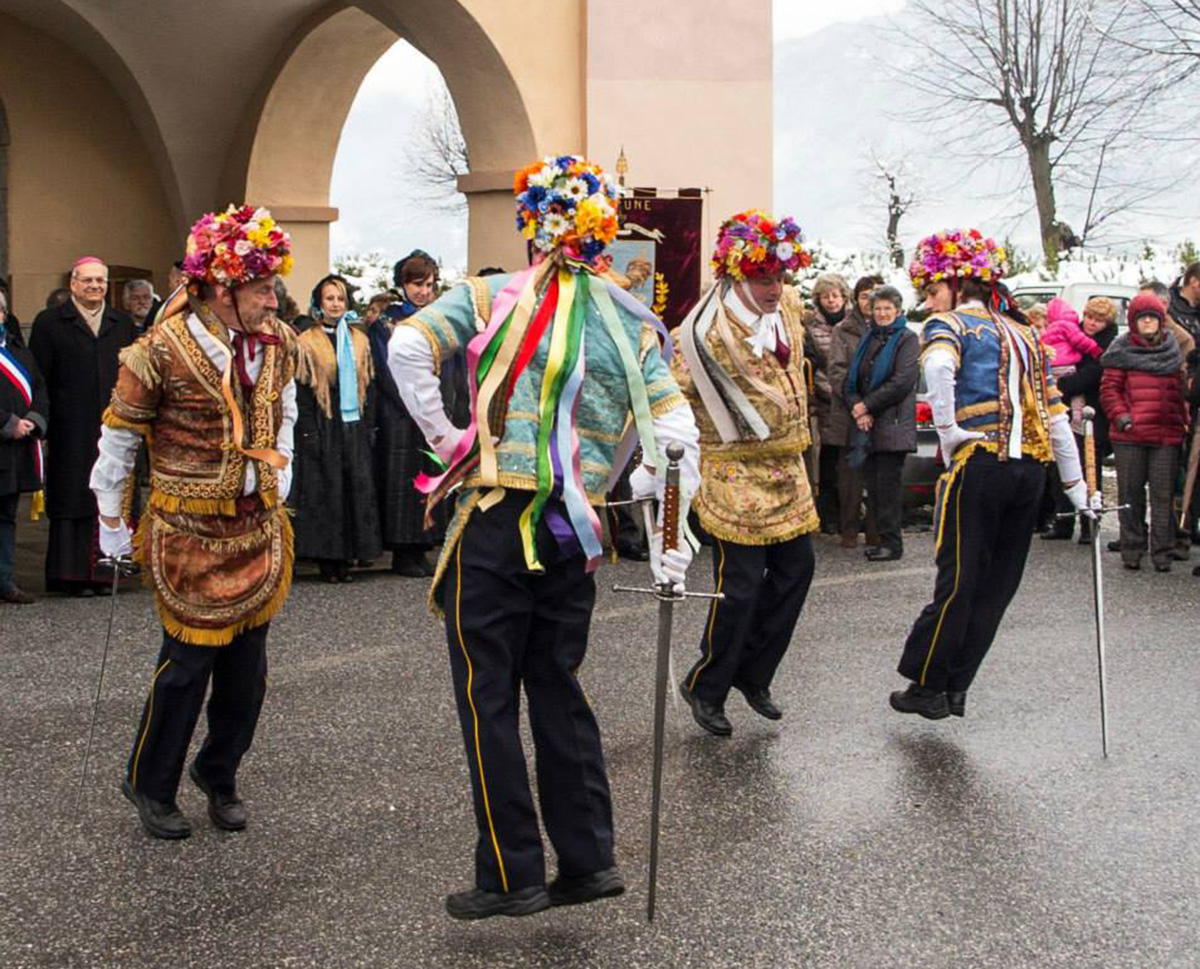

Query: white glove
left=936, top=424, right=985, bottom=468
left=432, top=428, right=464, bottom=464
left=99, top=519, right=133, bottom=559
left=644, top=501, right=691, bottom=593
left=278, top=464, right=293, bottom=503
left=629, top=462, right=656, bottom=501
left=649, top=531, right=692, bottom=595
left=1064, top=480, right=1095, bottom=518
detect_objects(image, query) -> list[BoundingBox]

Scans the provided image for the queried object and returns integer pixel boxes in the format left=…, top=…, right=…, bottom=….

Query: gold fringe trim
left=118, top=340, right=162, bottom=390
left=698, top=506, right=821, bottom=546
left=29, top=490, right=44, bottom=521
left=101, top=406, right=152, bottom=438
left=145, top=489, right=278, bottom=517
left=404, top=318, right=445, bottom=376
left=295, top=326, right=374, bottom=420
left=154, top=515, right=294, bottom=647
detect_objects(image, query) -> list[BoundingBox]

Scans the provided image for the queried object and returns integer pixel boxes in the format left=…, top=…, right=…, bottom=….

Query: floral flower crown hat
left=514, top=155, right=622, bottom=265
left=182, top=204, right=294, bottom=287
left=909, top=228, right=1007, bottom=291
left=712, top=209, right=810, bottom=281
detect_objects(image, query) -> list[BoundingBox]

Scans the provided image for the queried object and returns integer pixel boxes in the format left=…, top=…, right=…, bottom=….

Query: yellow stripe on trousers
left=453, top=542, right=509, bottom=892
left=920, top=463, right=966, bottom=686
left=130, top=659, right=170, bottom=790
left=687, top=538, right=726, bottom=691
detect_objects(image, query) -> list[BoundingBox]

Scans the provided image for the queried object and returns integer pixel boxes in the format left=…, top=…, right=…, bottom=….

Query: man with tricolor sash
left=388, top=154, right=700, bottom=920
left=0, top=288, right=48, bottom=605
left=89, top=205, right=298, bottom=840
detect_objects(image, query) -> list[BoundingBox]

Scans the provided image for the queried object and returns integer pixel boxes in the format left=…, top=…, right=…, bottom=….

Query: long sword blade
left=646, top=594, right=674, bottom=922
left=1091, top=520, right=1110, bottom=758
left=74, top=559, right=123, bottom=812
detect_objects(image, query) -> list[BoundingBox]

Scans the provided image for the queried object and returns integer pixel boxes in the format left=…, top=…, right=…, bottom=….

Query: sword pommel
left=661, top=443, right=685, bottom=555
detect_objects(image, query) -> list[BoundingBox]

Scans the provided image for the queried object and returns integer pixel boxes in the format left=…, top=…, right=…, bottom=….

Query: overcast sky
left=329, top=0, right=911, bottom=272
left=329, top=0, right=1188, bottom=273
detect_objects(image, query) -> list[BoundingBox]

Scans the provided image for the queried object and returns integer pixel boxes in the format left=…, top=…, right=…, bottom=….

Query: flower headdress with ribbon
left=514, top=155, right=621, bottom=266
left=711, top=209, right=810, bottom=281
left=416, top=155, right=667, bottom=575
left=182, top=204, right=294, bottom=288
left=909, top=228, right=1006, bottom=291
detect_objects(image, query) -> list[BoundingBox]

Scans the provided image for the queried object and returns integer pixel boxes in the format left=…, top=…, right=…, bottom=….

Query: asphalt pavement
left=1, top=508, right=1197, bottom=968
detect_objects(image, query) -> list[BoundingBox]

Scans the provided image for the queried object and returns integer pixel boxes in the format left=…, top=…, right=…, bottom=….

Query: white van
left=1010, top=281, right=1137, bottom=329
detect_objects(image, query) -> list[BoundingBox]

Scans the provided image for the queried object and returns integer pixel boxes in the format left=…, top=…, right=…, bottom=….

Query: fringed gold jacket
left=671, top=287, right=819, bottom=545
left=103, top=312, right=298, bottom=645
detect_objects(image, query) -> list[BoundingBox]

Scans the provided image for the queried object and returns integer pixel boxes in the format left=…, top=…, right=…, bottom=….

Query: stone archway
left=0, top=98, right=9, bottom=283
left=235, top=1, right=542, bottom=294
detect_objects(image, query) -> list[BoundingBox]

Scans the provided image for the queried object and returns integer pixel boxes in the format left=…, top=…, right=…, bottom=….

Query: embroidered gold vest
left=670, top=287, right=818, bottom=545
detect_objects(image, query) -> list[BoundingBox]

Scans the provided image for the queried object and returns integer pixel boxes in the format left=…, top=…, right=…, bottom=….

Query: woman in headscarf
left=843, top=285, right=920, bottom=561
left=291, top=274, right=381, bottom=581
left=369, top=251, right=450, bottom=576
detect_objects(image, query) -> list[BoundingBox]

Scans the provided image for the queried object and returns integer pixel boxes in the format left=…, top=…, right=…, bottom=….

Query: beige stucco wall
left=0, top=12, right=177, bottom=322
left=585, top=0, right=773, bottom=272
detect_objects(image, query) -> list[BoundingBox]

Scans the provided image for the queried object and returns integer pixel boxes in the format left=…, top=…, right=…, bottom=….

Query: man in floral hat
left=670, top=209, right=819, bottom=737
left=89, top=205, right=298, bottom=839
left=388, top=154, right=699, bottom=919
left=889, top=229, right=1088, bottom=720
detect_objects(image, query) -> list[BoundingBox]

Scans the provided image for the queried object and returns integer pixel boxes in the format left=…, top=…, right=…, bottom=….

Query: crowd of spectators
left=5, top=256, right=1200, bottom=603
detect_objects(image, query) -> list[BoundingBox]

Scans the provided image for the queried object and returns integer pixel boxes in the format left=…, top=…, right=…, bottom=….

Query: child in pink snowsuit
left=1042, top=297, right=1102, bottom=367
left=1042, top=296, right=1100, bottom=425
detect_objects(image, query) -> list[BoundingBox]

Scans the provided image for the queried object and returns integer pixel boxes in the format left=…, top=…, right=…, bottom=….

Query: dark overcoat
left=28, top=301, right=136, bottom=518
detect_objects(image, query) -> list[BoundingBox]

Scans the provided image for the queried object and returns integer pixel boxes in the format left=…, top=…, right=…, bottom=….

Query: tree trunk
left=887, top=193, right=904, bottom=269
left=1027, top=137, right=1060, bottom=270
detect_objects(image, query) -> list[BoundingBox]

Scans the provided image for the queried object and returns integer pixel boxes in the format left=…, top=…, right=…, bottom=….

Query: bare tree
left=895, top=0, right=1185, bottom=266
left=1112, top=0, right=1200, bottom=64
left=402, top=82, right=469, bottom=213
left=868, top=152, right=923, bottom=268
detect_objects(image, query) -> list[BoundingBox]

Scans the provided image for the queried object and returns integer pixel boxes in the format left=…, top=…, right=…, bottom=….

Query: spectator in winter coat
left=806, top=273, right=852, bottom=532
left=828, top=274, right=884, bottom=547
left=1024, top=303, right=1048, bottom=332
left=1047, top=297, right=1119, bottom=543
left=1043, top=297, right=1102, bottom=370
left=0, top=289, right=48, bottom=603
left=844, top=285, right=919, bottom=562
left=1100, top=292, right=1189, bottom=572
left=1168, top=263, right=1200, bottom=344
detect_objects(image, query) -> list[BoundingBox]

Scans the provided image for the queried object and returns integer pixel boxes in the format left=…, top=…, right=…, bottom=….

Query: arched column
left=0, top=99, right=9, bottom=283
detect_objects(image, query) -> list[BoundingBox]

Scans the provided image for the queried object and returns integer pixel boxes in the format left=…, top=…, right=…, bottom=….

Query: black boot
left=547, top=867, right=626, bottom=907
left=189, top=764, right=247, bottom=831
left=391, top=549, right=428, bottom=577
left=121, top=778, right=191, bottom=840
left=889, top=683, right=950, bottom=720
left=733, top=681, right=783, bottom=720
left=444, top=885, right=551, bottom=920
left=946, top=690, right=967, bottom=718
left=679, top=680, right=732, bottom=736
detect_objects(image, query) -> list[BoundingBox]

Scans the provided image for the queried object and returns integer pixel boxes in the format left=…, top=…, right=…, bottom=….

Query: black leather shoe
left=866, top=547, right=903, bottom=562
left=1154, top=561, right=1172, bottom=573
left=189, top=764, right=247, bottom=831
left=616, top=543, right=650, bottom=562
left=946, top=690, right=967, bottom=718
left=733, top=681, right=782, bottom=720
left=679, top=680, right=732, bottom=736
left=445, top=885, right=551, bottom=921
left=1040, top=529, right=1072, bottom=541
left=1106, top=540, right=1122, bottom=552
left=1170, top=547, right=1190, bottom=561
left=548, top=867, right=626, bottom=907
left=889, top=684, right=950, bottom=720
left=121, top=778, right=191, bottom=839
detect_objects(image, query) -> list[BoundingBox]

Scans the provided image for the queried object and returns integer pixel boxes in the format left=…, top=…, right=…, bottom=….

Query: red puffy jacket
left=1100, top=342, right=1188, bottom=447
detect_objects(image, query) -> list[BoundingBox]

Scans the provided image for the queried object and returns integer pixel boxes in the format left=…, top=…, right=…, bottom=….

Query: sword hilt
left=661, top=443, right=684, bottom=555
left=1082, top=405, right=1098, bottom=498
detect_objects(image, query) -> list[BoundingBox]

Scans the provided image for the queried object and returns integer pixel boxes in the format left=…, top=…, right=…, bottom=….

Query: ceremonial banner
left=612, top=192, right=704, bottom=330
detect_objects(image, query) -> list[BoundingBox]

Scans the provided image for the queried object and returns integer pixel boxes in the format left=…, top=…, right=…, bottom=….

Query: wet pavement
left=2, top=508, right=1198, bottom=968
